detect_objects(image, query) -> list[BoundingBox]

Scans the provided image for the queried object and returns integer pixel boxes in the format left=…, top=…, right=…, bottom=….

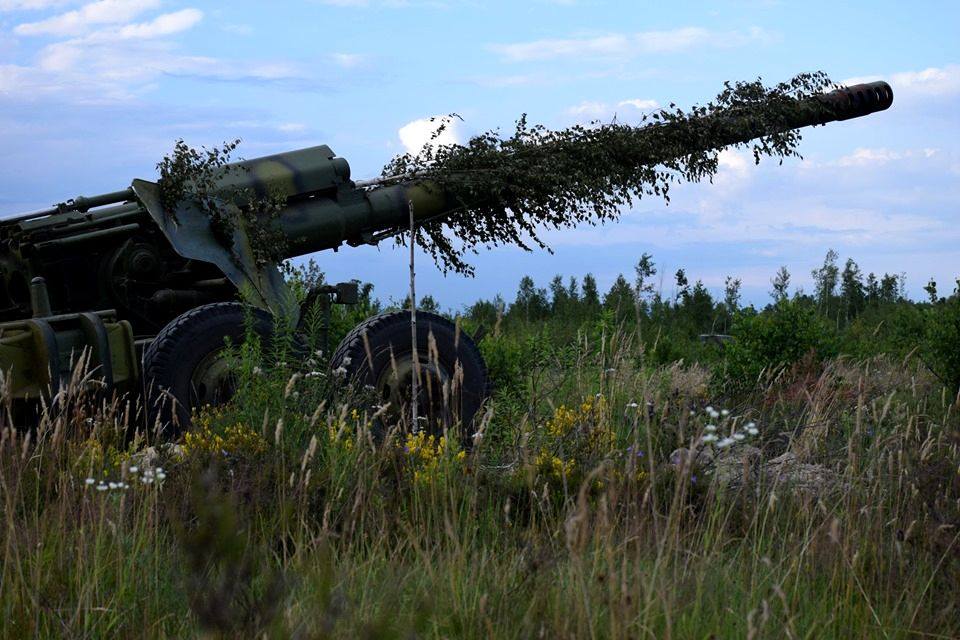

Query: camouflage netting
left=381, top=72, right=834, bottom=275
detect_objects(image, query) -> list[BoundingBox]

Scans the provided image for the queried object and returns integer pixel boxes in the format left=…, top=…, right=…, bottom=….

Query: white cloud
left=398, top=115, right=464, bottom=154
left=843, top=64, right=960, bottom=98
left=836, top=147, right=901, bottom=167
left=15, top=0, right=159, bottom=36
left=490, top=26, right=774, bottom=62
left=329, top=52, right=367, bottom=69
left=0, top=0, right=73, bottom=10
left=835, top=147, right=938, bottom=167
left=712, top=149, right=751, bottom=191
left=314, top=0, right=447, bottom=6
left=567, top=100, right=610, bottom=118
left=0, top=3, right=318, bottom=102
left=618, top=98, right=659, bottom=110
left=112, top=8, right=202, bottom=39
left=566, top=97, right=660, bottom=122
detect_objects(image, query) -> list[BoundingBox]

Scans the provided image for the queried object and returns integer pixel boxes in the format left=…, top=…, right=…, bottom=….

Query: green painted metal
left=0, top=278, right=137, bottom=402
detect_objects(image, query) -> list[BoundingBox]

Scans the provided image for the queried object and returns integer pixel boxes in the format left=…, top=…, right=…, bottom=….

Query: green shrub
left=722, top=299, right=835, bottom=389
left=922, top=298, right=960, bottom=393
left=840, top=302, right=925, bottom=359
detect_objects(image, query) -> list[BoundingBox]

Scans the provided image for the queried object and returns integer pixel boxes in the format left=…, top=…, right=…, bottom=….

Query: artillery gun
left=0, top=80, right=893, bottom=434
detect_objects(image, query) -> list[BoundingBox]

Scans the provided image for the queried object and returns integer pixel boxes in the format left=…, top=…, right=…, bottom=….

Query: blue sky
left=1, top=0, right=958, bottom=309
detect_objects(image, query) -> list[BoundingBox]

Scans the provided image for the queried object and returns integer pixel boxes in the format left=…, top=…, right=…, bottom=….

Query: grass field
left=2, top=320, right=959, bottom=639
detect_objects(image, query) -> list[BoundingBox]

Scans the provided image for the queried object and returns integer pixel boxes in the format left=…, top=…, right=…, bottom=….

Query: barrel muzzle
left=819, top=81, right=893, bottom=121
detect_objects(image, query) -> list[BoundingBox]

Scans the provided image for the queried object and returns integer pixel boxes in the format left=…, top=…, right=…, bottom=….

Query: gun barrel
left=2, top=188, right=136, bottom=225
left=321, top=81, right=894, bottom=251
left=812, top=81, right=894, bottom=122
left=689, top=81, right=893, bottom=152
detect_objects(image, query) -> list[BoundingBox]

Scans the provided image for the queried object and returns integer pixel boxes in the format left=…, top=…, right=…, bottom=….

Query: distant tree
left=515, top=275, right=549, bottom=321
left=866, top=272, right=880, bottom=304
left=724, top=276, right=742, bottom=313
left=924, top=278, right=939, bottom=304
left=634, top=253, right=657, bottom=306
left=633, top=253, right=657, bottom=330
left=581, top=273, right=601, bottom=310
left=686, top=280, right=716, bottom=333
left=674, top=268, right=690, bottom=303
left=549, top=274, right=569, bottom=314
left=420, top=294, right=440, bottom=313
left=812, top=249, right=840, bottom=313
left=880, top=273, right=900, bottom=303
left=770, top=266, right=791, bottom=302
left=604, top=274, right=635, bottom=321
left=400, top=293, right=440, bottom=312
left=466, top=295, right=505, bottom=330
left=840, top=258, right=865, bottom=321
left=566, top=276, right=580, bottom=304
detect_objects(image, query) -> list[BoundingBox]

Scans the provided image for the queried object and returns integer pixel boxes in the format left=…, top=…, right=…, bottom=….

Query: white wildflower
left=626, top=402, right=639, bottom=408
left=108, top=482, right=118, bottom=490
left=252, top=366, right=263, bottom=376
left=85, top=477, right=96, bottom=486
left=141, top=477, right=154, bottom=485
left=702, top=433, right=718, bottom=443
left=717, top=438, right=734, bottom=449
left=705, top=424, right=717, bottom=432
left=342, top=356, right=352, bottom=366
left=733, top=433, right=746, bottom=441
left=333, top=366, right=348, bottom=377
left=128, top=466, right=139, bottom=474
left=96, top=483, right=108, bottom=492
left=705, top=405, right=714, bottom=414
left=747, top=427, right=759, bottom=436
left=721, top=409, right=730, bottom=417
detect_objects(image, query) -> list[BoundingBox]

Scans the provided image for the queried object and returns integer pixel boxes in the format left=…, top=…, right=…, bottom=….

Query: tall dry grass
left=1, top=330, right=958, bottom=638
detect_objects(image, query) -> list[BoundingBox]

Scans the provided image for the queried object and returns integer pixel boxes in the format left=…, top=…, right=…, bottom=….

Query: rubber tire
left=330, top=311, right=491, bottom=441
left=142, top=302, right=275, bottom=436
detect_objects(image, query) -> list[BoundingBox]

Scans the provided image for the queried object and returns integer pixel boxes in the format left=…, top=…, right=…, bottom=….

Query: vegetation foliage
left=382, top=73, right=834, bottom=274
left=156, top=139, right=291, bottom=267
left=2, top=250, right=959, bottom=638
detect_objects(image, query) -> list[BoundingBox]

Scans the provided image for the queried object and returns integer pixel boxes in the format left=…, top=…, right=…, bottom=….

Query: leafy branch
left=156, top=139, right=290, bottom=267
left=382, top=72, right=835, bottom=275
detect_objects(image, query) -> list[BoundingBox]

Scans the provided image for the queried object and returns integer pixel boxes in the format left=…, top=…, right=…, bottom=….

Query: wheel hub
left=375, top=354, right=451, bottom=431
left=190, top=348, right=237, bottom=408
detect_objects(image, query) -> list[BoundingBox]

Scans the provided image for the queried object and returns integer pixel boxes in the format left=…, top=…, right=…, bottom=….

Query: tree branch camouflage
left=157, top=139, right=291, bottom=267
left=381, top=73, right=877, bottom=275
